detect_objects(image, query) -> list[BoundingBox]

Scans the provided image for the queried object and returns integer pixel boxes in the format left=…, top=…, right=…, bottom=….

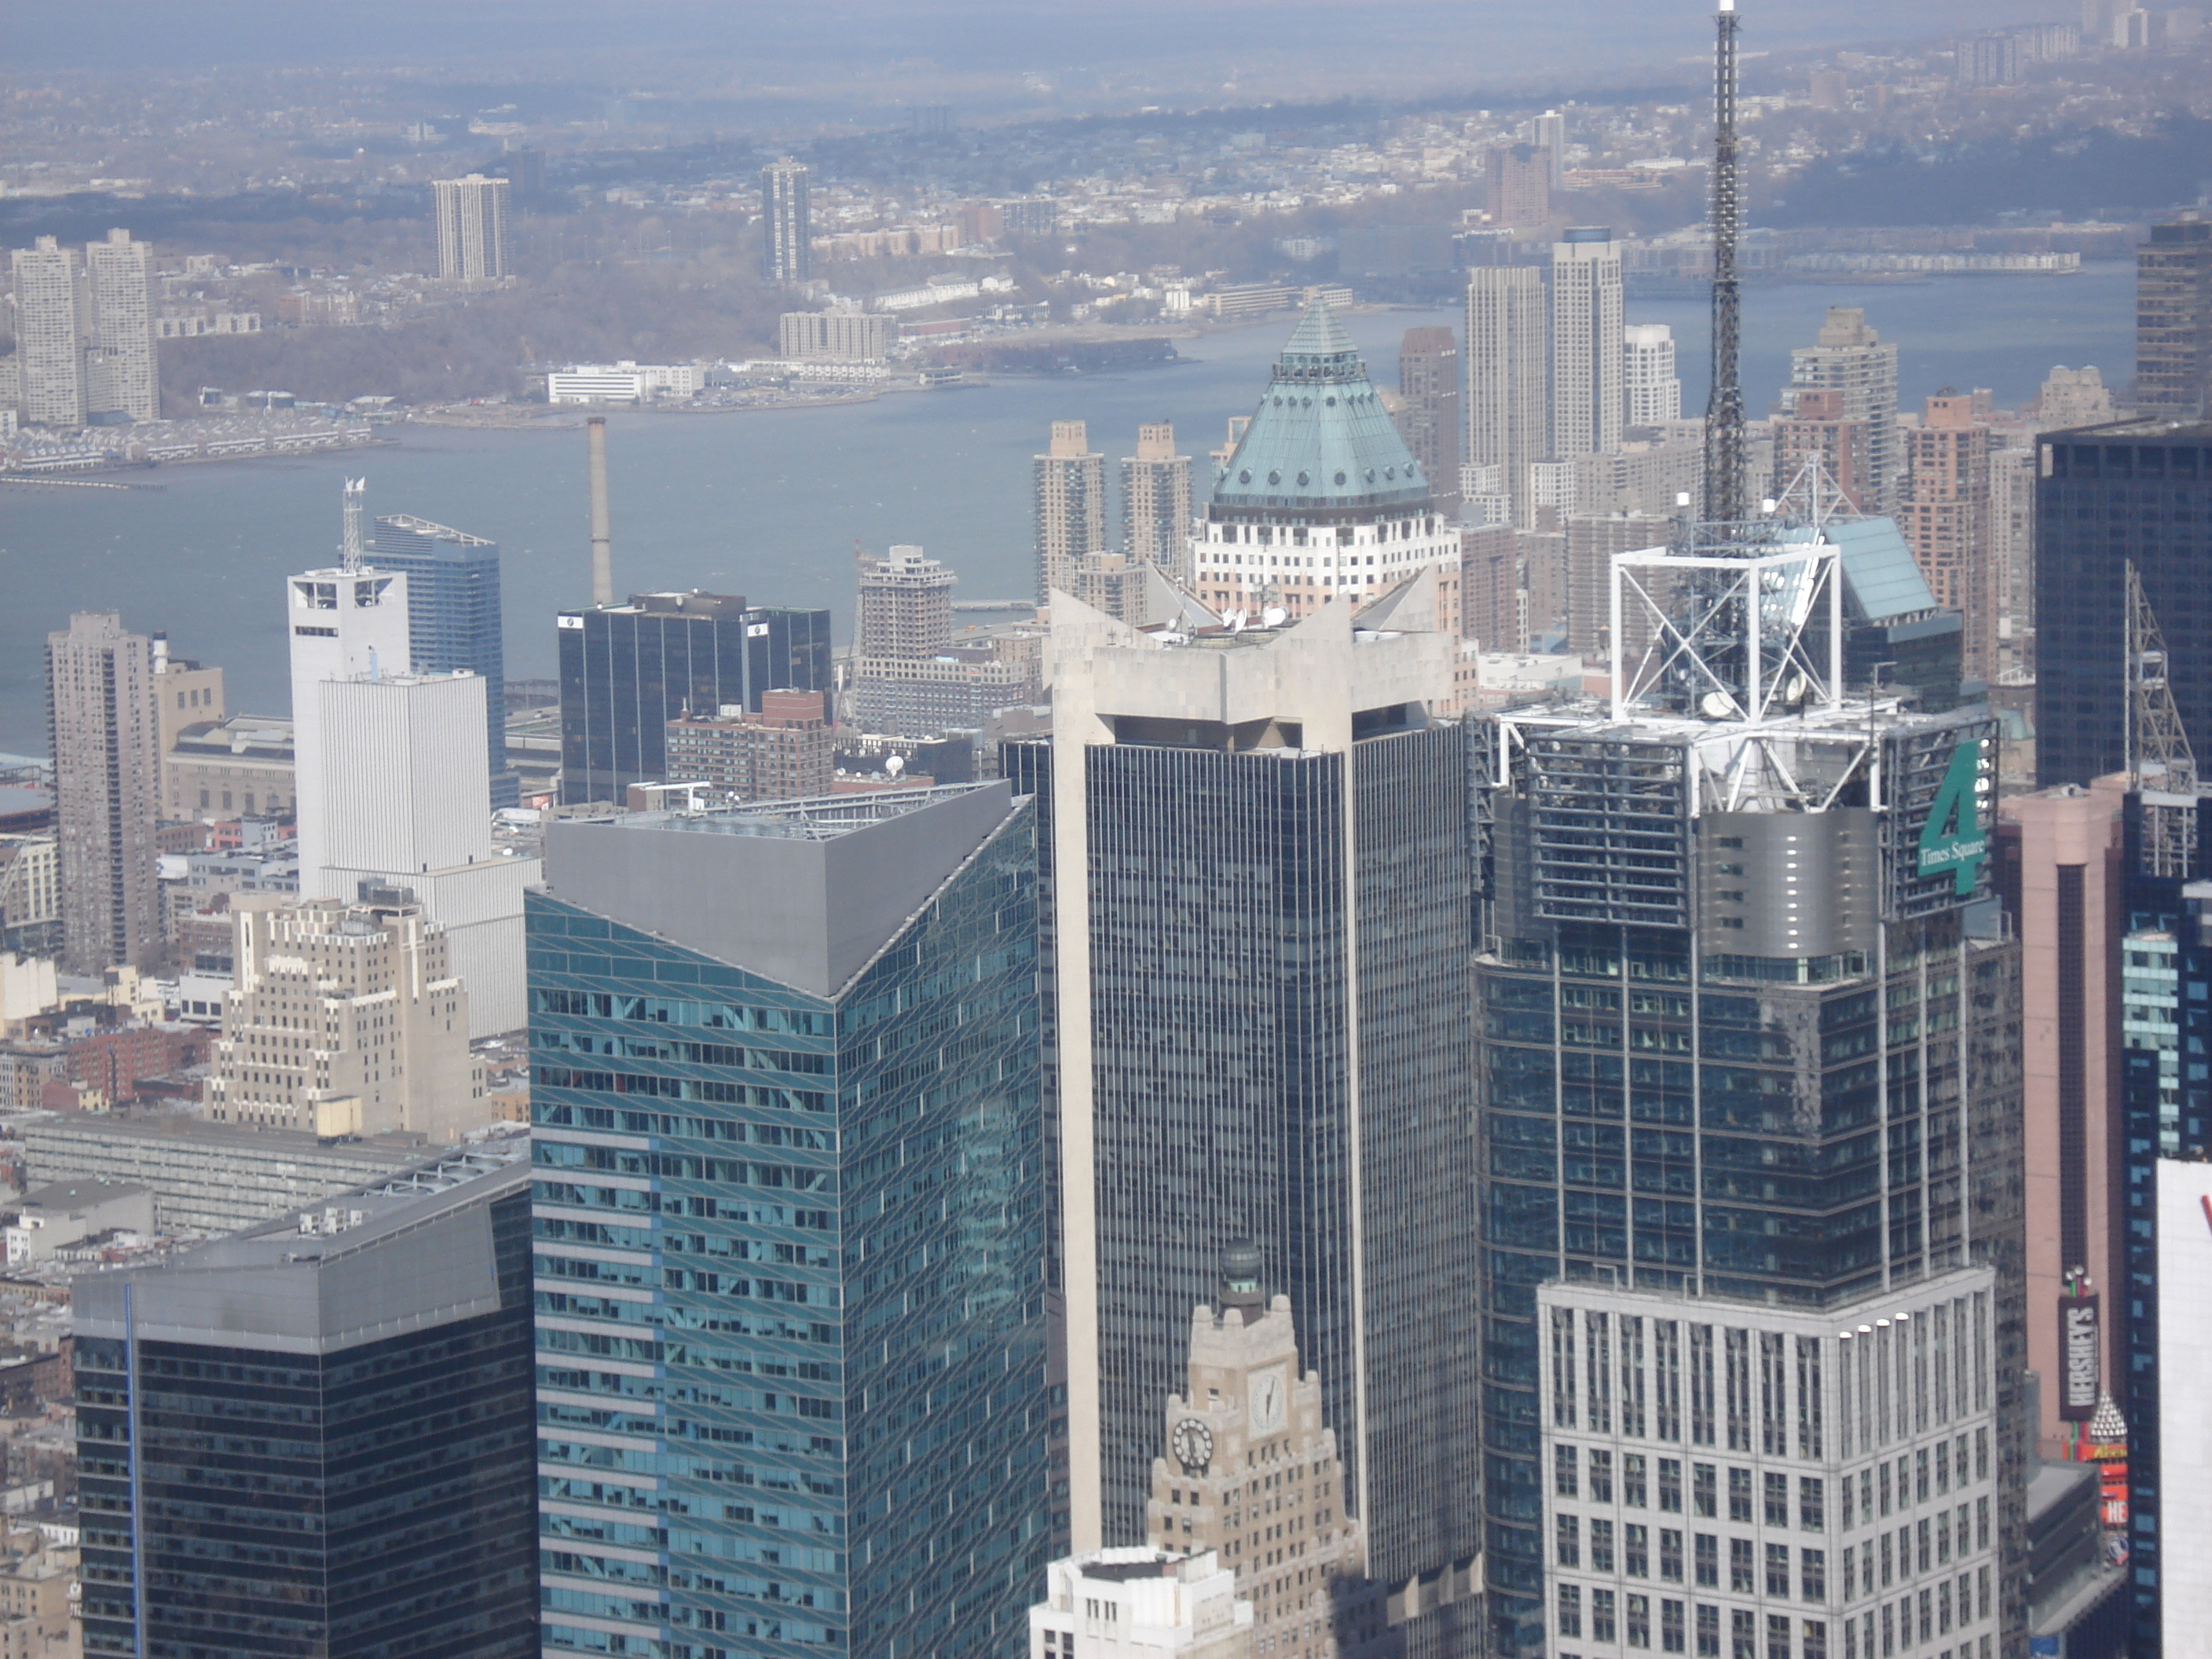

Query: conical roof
left=1210, top=299, right=1431, bottom=515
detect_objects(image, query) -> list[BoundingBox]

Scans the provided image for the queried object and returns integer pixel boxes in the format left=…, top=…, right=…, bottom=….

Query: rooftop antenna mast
left=2126, top=560, right=2199, bottom=878
left=341, top=477, right=366, bottom=571
left=1701, top=0, right=1747, bottom=526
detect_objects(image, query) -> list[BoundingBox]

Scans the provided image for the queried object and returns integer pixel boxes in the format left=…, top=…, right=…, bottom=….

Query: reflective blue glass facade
left=527, top=796, right=1052, bottom=1659
left=368, top=515, right=515, bottom=806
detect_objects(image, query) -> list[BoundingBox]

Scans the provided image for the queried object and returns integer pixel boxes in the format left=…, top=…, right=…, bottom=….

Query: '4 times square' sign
left=1884, top=723, right=1998, bottom=918
left=1916, top=735, right=1991, bottom=896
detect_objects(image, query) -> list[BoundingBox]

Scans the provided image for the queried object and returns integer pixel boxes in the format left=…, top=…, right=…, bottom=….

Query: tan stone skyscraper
left=207, top=895, right=483, bottom=1140
left=1549, top=227, right=1624, bottom=463
left=1902, top=390, right=1995, bottom=677
left=46, top=613, right=161, bottom=972
left=1122, top=422, right=1194, bottom=584
left=1785, top=306, right=1901, bottom=511
left=1147, top=1248, right=1399, bottom=1659
left=1035, top=419, right=1108, bottom=601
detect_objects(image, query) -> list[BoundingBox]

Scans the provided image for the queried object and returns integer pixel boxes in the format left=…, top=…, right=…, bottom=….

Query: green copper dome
left=1210, top=299, right=1432, bottom=517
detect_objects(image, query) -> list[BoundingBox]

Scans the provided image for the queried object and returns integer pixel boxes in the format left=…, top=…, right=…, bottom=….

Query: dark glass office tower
left=2035, top=423, right=2212, bottom=787
left=527, top=782, right=1053, bottom=1659
left=1040, top=588, right=1481, bottom=1659
left=75, top=1149, right=538, bottom=1659
left=369, top=512, right=515, bottom=806
left=556, top=593, right=833, bottom=804
left=1470, top=527, right=2027, bottom=1657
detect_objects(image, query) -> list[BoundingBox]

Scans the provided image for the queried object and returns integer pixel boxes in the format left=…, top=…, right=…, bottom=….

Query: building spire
left=341, top=477, right=366, bottom=571
left=1702, top=0, right=1747, bottom=525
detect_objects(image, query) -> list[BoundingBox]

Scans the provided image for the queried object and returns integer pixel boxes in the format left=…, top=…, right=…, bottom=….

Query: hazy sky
left=4, top=0, right=2073, bottom=90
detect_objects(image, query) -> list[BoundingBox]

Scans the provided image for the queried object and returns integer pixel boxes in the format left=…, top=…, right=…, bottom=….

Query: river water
left=0, top=262, right=2135, bottom=754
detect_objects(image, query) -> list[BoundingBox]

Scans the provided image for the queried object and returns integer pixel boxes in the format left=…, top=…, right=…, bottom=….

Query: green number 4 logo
left=1917, top=737, right=1989, bottom=898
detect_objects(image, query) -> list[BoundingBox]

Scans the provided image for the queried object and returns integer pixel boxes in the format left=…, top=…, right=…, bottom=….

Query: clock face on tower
left=1249, top=1365, right=1287, bottom=1436
left=1173, top=1417, right=1214, bottom=1475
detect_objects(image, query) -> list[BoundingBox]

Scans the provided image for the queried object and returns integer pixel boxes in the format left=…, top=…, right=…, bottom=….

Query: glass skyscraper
left=370, top=512, right=515, bottom=805
left=527, top=781, right=1053, bottom=1658
left=555, top=593, right=833, bottom=804
left=1471, top=526, right=2027, bottom=1656
left=75, top=1149, right=539, bottom=1659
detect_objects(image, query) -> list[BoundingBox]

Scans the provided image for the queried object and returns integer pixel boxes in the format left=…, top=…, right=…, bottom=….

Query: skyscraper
left=1020, top=584, right=1481, bottom=1657
left=555, top=591, right=833, bottom=803
left=856, top=543, right=956, bottom=660
left=761, top=157, right=813, bottom=283
left=1036, top=420, right=1109, bottom=602
left=431, top=173, right=512, bottom=284
left=528, top=781, right=1053, bottom=1658
left=1471, top=526, right=2026, bottom=1655
left=1769, top=389, right=1868, bottom=511
left=1397, top=327, right=1463, bottom=515
left=1465, top=267, right=1549, bottom=528
left=46, top=612, right=161, bottom=973
left=1192, top=303, right=1459, bottom=622
left=1621, top=323, right=1682, bottom=428
left=1122, top=421, right=1196, bottom=583
left=369, top=511, right=514, bottom=804
left=285, top=553, right=412, bottom=888
left=1550, top=228, right=1625, bottom=462
left=1786, top=308, right=1901, bottom=512
left=2135, top=216, right=2212, bottom=420
left=83, top=229, right=157, bottom=423
left=9, top=237, right=86, bottom=427
left=204, top=893, right=482, bottom=1139
left=1900, top=390, right=1995, bottom=680
left=76, top=1147, right=539, bottom=1659
left=2034, top=422, right=2212, bottom=787
left=1524, top=109, right=1569, bottom=188
left=1485, top=144, right=1552, bottom=230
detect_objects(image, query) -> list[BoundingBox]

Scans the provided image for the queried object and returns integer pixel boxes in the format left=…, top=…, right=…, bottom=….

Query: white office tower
left=1538, top=1269, right=2005, bottom=1659
left=1551, top=227, right=1625, bottom=463
left=311, top=670, right=536, bottom=1038
left=1624, top=323, right=1683, bottom=427
left=10, top=237, right=86, bottom=427
left=286, top=556, right=412, bottom=888
left=83, top=229, right=157, bottom=422
left=1030, top=1551, right=1253, bottom=1658
left=1466, top=266, right=1549, bottom=528
left=431, top=174, right=512, bottom=284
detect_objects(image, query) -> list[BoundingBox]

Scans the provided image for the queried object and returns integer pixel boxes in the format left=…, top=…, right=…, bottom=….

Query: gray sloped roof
left=1210, top=298, right=1432, bottom=516
left=1825, top=515, right=1941, bottom=623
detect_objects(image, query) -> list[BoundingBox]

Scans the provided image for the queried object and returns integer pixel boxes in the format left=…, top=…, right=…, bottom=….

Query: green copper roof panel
left=1210, top=299, right=1433, bottom=515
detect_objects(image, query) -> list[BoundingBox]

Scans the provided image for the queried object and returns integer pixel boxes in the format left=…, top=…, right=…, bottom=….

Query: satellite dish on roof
left=1262, top=606, right=1288, bottom=628
left=886, top=754, right=905, bottom=776
left=1700, top=691, right=1739, bottom=720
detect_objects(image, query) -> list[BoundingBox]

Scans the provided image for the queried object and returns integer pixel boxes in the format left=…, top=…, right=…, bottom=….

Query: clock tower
left=1147, top=1246, right=1398, bottom=1659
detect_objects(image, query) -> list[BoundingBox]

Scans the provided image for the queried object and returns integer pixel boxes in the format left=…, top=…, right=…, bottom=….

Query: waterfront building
left=46, top=612, right=161, bottom=973
left=1621, top=324, right=1682, bottom=430
left=1037, top=420, right=1110, bottom=602
left=1486, top=144, right=1552, bottom=230
left=204, top=893, right=483, bottom=1140
left=1145, top=1247, right=1392, bottom=1659
left=2033, top=422, right=2212, bottom=787
left=2136, top=216, right=2212, bottom=421
left=9, top=238, right=84, bottom=427
left=1466, top=268, right=1549, bottom=528
left=528, top=780, right=1052, bottom=1658
left=1124, top=423, right=1196, bottom=584
left=76, top=1148, right=539, bottom=1659
left=1786, top=309, right=1901, bottom=514
left=308, top=668, right=536, bottom=1036
left=857, top=544, right=955, bottom=660
left=778, top=310, right=892, bottom=361
left=83, top=228, right=156, bottom=422
left=1900, top=392, right=1995, bottom=681
left=1192, top=302, right=1459, bottom=621
left=1470, top=520, right=2026, bottom=1655
left=663, top=690, right=834, bottom=801
left=556, top=591, right=833, bottom=804
left=1397, top=328, right=1463, bottom=515
left=1550, top=229, right=1625, bottom=463
left=1031, top=1551, right=1253, bottom=1658
left=369, top=511, right=515, bottom=804
left=432, top=172, right=512, bottom=284
left=1014, top=580, right=1481, bottom=1657
left=762, top=158, right=813, bottom=284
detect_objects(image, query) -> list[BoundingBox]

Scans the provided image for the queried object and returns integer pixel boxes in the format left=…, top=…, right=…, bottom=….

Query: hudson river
left=0, top=262, right=2135, bottom=754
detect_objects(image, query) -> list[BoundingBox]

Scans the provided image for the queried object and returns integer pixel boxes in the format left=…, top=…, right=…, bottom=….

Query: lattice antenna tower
left=2127, top=560, right=2199, bottom=877
left=341, top=477, right=366, bottom=572
left=1701, top=0, right=1746, bottom=526
left=1773, top=451, right=1855, bottom=533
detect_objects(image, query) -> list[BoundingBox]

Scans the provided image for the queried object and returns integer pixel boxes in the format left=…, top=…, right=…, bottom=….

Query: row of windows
left=1555, top=1570, right=1990, bottom=1654
left=1553, top=1435, right=1987, bottom=1530
left=532, top=987, right=832, bottom=1037
left=1555, top=1500, right=1988, bottom=1597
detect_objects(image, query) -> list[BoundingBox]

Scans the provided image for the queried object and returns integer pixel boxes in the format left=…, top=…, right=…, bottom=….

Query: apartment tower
left=1466, top=267, right=1549, bottom=527
left=1035, top=419, right=1109, bottom=602
left=1622, top=323, right=1682, bottom=428
left=2136, top=216, right=2212, bottom=420
left=761, top=157, right=813, bottom=283
left=83, top=229, right=157, bottom=422
left=1397, top=327, right=1463, bottom=515
left=1786, top=308, right=1901, bottom=512
left=1122, top=422, right=1196, bottom=584
left=10, top=238, right=86, bottom=427
left=1550, top=228, right=1625, bottom=463
left=46, top=613, right=161, bottom=973
left=857, top=543, right=956, bottom=659
left=1900, top=391, right=1995, bottom=680
left=431, top=173, right=512, bottom=284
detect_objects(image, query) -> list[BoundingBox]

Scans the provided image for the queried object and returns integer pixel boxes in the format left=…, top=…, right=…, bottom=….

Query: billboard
left=2059, top=1293, right=2100, bottom=1421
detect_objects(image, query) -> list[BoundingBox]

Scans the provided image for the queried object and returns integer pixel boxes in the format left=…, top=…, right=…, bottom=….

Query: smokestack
left=588, top=416, right=613, bottom=606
